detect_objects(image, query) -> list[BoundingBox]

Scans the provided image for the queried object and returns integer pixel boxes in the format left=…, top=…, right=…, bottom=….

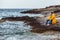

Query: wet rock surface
left=0, top=16, right=60, bottom=33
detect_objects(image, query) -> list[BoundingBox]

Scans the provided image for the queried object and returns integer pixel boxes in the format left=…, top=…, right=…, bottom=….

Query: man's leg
left=46, top=20, right=49, bottom=24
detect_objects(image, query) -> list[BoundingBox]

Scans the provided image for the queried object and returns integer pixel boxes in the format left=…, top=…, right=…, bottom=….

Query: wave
left=0, top=21, right=31, bottom=35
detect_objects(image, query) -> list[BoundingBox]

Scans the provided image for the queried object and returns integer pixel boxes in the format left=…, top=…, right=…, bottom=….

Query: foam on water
left=0, top=9, right=44, bottom=18
left=0, top=21, right=31, bottom=35
left=0, top=33, right=59, bottom=40
left=0, top=9, right=59, bottom=40
left=0, top=21, right=59, bottom=40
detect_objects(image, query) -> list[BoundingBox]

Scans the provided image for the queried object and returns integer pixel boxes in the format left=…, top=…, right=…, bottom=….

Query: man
left=46, top=12, right=57, bottom=26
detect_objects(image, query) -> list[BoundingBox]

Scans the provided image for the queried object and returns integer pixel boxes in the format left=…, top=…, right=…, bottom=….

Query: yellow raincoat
left=47, top=13, right=57, bottom=25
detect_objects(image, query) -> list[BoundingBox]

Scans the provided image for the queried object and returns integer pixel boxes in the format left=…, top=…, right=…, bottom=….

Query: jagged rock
left=0, top=16, right=60, bottom=33
left=20, top=5, right=60, bottom=14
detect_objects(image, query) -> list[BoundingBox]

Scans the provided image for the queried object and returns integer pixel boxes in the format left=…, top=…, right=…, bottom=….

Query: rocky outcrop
left=0, top=16, right=60, bottom=33
left=20, top=5, right=60, bottom=14
left=21, top=9, right=42, bottom=13
left=1, top=5, right=60, bottom=33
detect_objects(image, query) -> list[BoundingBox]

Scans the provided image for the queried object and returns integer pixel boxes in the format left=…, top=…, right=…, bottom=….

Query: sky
left=0, top=0, right=60, bottom=8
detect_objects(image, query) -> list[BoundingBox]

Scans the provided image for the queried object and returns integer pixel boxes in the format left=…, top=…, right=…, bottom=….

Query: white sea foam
left=0, top=9, right=59, bottom=40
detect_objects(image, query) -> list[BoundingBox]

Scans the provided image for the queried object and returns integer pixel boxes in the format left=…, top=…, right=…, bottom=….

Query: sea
left=0, top=9, right=59, bottom=40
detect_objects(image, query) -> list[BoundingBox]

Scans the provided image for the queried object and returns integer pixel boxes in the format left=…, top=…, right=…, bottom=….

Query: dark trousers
left=46, top=20, right=52, bottom=24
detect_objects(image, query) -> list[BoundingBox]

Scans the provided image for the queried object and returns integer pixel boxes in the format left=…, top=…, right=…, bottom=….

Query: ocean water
left=0, top=9, right=59, bottom=40
left=0, top=9, right=43, bottom=19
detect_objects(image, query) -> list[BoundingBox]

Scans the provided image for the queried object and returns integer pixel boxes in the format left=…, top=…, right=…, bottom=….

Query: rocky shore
left=0, top=5, right=60, bottom=33
left=21, top=5, right=60, bottom=16
left=0, top=16, right=60, bottom=33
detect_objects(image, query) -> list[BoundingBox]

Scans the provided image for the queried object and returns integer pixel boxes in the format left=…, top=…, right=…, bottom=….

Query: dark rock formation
left=0, top=16, right=60, bottom=33
left=20, top=9, right=42, bottom=13
left=20, top=5, right=60, bottom=14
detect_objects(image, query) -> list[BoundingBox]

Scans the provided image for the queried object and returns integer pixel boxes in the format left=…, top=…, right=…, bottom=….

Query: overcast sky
left=0, top=0, right=60, bottom=8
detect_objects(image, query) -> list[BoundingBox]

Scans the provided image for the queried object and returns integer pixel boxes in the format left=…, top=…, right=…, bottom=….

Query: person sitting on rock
left=46, top=12, right=57, bottom=26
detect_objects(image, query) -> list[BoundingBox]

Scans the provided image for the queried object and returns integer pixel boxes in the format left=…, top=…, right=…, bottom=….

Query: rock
left=0, top=16, right=60, bottom=33
left=20, top=5, right=60, bottom=15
